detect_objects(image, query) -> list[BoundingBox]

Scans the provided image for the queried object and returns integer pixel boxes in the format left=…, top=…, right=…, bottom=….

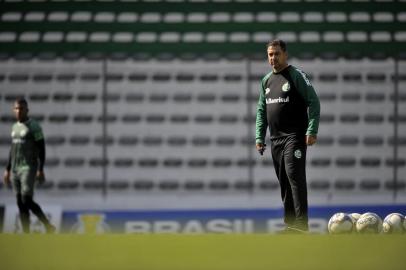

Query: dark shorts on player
left=11, top=167, right=36, bottom=196
left=271, top=134, right=308, bottom=230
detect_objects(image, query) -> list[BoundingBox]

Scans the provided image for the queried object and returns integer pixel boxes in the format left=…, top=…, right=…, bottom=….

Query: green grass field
left=1, top=234, right=405, bottom=270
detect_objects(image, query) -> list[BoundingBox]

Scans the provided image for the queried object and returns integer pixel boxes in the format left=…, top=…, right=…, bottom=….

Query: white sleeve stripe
left=296, top=68, right=312, bottom=86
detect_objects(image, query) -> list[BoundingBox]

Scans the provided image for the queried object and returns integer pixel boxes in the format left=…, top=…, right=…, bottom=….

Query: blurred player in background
left=255, top=40, right=320, bottom=233
left=2, top=98, right=55, bottom=233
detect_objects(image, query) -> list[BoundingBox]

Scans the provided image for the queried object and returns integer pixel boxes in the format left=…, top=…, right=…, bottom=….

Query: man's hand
left=256, top=143, right=266, bottom=155
left=306, top=135, right=317, bottom=146
left=36, top=170, right=46, bottom=184
left=3, top=170, right=11, bottom=186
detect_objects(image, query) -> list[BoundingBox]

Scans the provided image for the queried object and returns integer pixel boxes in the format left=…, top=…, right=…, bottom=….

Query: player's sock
left=17, top=194, right=30, bottom=233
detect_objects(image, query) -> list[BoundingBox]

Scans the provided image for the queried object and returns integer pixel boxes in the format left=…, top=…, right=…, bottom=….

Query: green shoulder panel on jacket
left=29, top=120, right=44, bottom=141
left=255, top=71, right=272, bottom=144
left=289, top=67, right=321, bottom=136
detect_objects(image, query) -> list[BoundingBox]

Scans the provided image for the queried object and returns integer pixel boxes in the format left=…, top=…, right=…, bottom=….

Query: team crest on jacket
left=282, top=82, right=290, bottom=92
left=294, top=149, right=302, bottom=159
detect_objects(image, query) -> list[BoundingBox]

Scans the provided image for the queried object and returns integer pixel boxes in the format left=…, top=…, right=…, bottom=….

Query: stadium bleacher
left=0, top=0, right=405, bottom=58
left=0, top=56, right=404, bottom=199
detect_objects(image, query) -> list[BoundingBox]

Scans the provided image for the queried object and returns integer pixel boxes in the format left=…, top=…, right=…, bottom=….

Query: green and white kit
left=9, top=119, right=44, bottom=196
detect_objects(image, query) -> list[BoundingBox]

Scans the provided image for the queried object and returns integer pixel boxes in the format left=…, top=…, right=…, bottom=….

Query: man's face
left=267, top=45, right=288, bottom=72
left=13, top=102, right=28, bottom=122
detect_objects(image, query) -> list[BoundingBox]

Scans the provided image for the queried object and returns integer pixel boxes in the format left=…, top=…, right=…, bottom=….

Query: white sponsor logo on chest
left=265, top=88, right=271, bottom=95
left=266, top=96, right=290, bottom=104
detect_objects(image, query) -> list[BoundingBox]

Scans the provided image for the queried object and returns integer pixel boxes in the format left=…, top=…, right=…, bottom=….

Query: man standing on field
left=255, top=40, right=320, bottom=233
left=3, top=97, right=55, bottom=233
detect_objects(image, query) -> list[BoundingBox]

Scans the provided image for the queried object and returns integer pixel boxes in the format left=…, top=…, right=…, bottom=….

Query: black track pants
left=271, top=134, right=308, bottom=230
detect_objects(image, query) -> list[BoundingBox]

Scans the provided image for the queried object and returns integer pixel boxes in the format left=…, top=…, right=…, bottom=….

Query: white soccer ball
left=382, top=213, right=405, bottom=234
left=328, top=213, right=354, bottom=234
left=349, top=213, right=361, bottom=224
left=356, top=212, right=383, bottom=234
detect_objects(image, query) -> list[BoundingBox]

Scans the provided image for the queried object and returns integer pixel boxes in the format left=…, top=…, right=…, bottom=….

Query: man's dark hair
left=15, top=97, right=28, bottom=107
left=267, top=39, right=287, bottom=52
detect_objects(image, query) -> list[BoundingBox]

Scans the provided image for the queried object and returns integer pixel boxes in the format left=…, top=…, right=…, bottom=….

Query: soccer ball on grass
left=382, top=213, right=405, bottom=234
left=355, top=212, right=383, bottom=234
left=349, top=213, right=361, bottom=224
left=328, top=213, right=354, bottom=234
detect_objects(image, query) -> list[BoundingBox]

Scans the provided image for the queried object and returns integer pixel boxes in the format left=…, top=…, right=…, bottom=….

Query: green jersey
left=10, top=119, right=44, bottom=171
